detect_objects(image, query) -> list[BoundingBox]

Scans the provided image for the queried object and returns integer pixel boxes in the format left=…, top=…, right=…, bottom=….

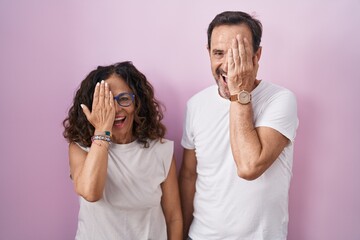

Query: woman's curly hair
left=63, top=61, right=166, bottom=148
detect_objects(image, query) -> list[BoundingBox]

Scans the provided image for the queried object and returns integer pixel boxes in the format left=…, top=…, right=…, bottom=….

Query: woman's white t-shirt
left=75, top=139, right=173, bottom=240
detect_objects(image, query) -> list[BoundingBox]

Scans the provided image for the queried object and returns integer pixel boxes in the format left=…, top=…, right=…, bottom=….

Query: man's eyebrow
left=212, top=49, right=224, bottom=53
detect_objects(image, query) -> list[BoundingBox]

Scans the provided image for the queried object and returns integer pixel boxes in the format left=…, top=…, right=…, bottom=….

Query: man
left=179, top=11, right=299, bottom=240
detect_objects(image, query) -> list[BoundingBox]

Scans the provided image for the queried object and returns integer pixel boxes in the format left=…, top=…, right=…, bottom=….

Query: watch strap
left=229, top=94, right=238, bottom=102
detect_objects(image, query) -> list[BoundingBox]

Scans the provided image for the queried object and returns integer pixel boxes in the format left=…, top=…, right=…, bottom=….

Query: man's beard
left=215, top=68, right=230, bottom=98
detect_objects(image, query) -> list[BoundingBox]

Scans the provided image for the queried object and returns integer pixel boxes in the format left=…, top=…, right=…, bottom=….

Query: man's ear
left=254, top=46, right=262, bottom=61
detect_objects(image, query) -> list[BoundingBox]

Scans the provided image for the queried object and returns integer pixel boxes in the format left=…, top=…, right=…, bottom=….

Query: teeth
left=221, top=74, right=228, bottom=83
left=115, top=116, right=125, bottom=121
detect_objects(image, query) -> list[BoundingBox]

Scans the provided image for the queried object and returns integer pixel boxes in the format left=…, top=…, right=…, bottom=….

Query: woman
left=63, top=61, right=182, bottom=239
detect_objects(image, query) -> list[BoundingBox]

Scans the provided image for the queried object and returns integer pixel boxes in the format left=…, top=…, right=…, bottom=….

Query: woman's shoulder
left=71, top=142, right=90, bottom=152
left=148, top=138, right=174, bottom=148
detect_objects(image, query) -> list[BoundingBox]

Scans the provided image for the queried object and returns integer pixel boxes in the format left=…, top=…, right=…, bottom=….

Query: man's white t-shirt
left=182, top=81, right=298, bottom=240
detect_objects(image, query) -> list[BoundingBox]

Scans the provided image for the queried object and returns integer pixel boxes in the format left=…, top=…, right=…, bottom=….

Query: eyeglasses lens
left=115, top=93, right=133, bottom=107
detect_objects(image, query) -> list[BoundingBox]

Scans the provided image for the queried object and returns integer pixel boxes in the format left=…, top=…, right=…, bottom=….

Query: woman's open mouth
left=114, top=116, right=126, bottom=126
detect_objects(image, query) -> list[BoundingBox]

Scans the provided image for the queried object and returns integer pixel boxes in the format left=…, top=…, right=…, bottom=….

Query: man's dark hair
left=207, top=11, right=263, bottom=53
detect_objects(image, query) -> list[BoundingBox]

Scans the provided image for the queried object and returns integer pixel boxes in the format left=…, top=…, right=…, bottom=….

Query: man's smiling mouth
left=216, top=68, right=228, bottom=84
left=221, top=73, right=228, bottom=84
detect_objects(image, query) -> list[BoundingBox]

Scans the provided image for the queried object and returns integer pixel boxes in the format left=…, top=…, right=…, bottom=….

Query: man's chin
left=217, top=86, right=230, bottom=99
left=214, top=78, right=229, bottom=97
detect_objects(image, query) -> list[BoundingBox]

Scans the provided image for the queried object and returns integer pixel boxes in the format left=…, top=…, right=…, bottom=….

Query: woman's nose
left=114, top=100, right=123, bottom=111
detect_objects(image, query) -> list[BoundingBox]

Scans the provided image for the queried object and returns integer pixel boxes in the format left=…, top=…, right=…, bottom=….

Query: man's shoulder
left=256, top=81, right=295, bottom=98
left=187, top=85, right=218, bottom=105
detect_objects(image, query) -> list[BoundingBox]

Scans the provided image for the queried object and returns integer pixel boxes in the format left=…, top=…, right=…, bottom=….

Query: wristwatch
left=229, top=90, right=251, bottom=104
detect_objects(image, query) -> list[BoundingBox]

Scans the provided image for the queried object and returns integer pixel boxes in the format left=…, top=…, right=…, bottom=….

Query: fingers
left=227, top=35, right=257, bottom=91
left=243, top=37, right=253, bottom=66
left=229, top=35, right=252, bottom=71
left=228, top=35, right=251, bottom=73
left=232, top=38, right=240, bottom=66
left=104, top=81, right=110, bottom=106
left=109, top=91, right=114, bottom=107
left=80, top=104, right=91, bottom=121
left=104, top=82, right=115, bottom=109
left=237, top=35, right=253, bottom=66
left=95, top=80, right=112, bottom=107
left=227, top=38, right=240, bottom=76
left=99, top=80, right=105, bottom=107
left=237, top=35, right=246, bottom=64
left=92, top=82, right=100, bottom=106
left=227, top=48, right=234, bottom=70
left=78, top=79, right=116, bottom=132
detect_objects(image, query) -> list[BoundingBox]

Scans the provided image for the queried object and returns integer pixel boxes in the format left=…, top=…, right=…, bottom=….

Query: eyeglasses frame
left=113, top=92, right=135, bottom=107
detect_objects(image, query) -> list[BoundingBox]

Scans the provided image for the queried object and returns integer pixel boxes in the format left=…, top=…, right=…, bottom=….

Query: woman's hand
left=81, top=80, right=115, bottom=132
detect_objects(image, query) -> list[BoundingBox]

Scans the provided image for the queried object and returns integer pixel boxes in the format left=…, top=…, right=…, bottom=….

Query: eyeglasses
left=113, top=92, right=135, bottom=107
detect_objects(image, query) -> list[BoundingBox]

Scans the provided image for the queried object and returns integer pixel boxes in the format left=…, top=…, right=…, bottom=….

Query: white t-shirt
left=182, top=81, right=298, bottom=240
left=75, top=139, right=173, bottom=240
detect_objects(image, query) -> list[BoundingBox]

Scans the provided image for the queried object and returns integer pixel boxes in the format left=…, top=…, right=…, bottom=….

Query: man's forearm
left=229, top=102, right=262, bottom=180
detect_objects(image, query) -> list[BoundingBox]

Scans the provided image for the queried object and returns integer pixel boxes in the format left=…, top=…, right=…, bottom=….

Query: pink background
left=1, top=0, right=359, bottom=239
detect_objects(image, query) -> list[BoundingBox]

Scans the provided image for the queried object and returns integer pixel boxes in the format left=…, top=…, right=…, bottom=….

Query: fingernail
left=101, top=80, right=104, bottom=84
left=80, top=104, right=84, bottom=109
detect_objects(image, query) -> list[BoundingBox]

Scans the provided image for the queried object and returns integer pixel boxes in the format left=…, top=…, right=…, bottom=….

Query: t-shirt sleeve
left=256, top=90, right=299, bottom=142
left=75, top=142, right=90, bottom=152
left=181, top=101, right=196, bottom=149
left=157, top=140, right=174, bottom=179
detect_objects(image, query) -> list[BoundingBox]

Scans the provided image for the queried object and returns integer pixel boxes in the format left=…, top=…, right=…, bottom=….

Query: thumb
left=80, top=104, right=91, bottom=120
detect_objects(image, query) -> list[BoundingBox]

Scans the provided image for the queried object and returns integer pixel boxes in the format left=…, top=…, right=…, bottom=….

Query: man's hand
left=227, top=34, right=259, bottom=94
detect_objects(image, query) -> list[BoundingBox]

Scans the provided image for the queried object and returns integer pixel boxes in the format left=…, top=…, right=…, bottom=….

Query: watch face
left=238, top=91, right=251, bottom=104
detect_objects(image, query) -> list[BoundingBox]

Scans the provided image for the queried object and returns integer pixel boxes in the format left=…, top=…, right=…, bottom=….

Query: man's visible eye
left=213, top=50, right=224, bottom=58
